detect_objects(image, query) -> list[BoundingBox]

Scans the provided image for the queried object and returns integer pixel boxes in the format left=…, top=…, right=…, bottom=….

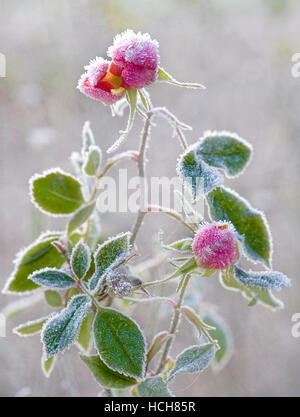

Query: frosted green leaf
left=207, top=186, right=272, bottom=267
left=44, top=290, right=62, bottom=307
left=220, top=267, right=284, bottom=310
left=29, top=268, right=75, bottom=288
left=80, top=355, right=137, bottom=389
left=13, top=316, right=48, bottom=337
left=146, top=331, right=169, bottom=366
left=82, top=121, right=95, bottom=153
left=71, top=240, right=91, bottom=279
left=157, top=67, right=205, bottom=89
left=42, top=294, right=91, bottom=357
left=76, top=310, right=94, bottom=352
left=181, top=305, right=215, bottom=337
left=83, top=145, right=102, bottom=176
left=196, top=131, right=252, bottom=177
left=67, top=201, right=96, bottom=235
left=30, top=169, right=84, bottom=216
left=234, top=265, right=290, bottom=291
left=169, top=256, right=198, bottom=279
left=41, top=355, right=57, bottom=378
left=89, top=232, right=131, bottom=294
left=137, top=376, right=173, bottom=397
left=168, top=344, right=216, bottom=381
left=93, top=307, right=146, bottom=378
left=165, top=238, right=193, bottom=253
left=177, top=145, right=224, bottom=198
left=107, top=89, right=137, bottom=154
left=3, top=232, right=64, bottom=294
left=203, top=311, right=234, bottom=372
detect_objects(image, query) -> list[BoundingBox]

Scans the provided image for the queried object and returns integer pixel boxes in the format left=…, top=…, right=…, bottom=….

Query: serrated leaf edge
left=206, top=186, right=273, bottom=268
left=29, top=168, right=85, bottom=217
left=41, top=294, right=92, bottom=358
left=28, top=267, right=75, bottom=288
left=13, top=315, right=49, bottom=337
left=198, top=130, right=253, bottom=178
left=93, top=307, right=147, bottom=380
left=90, top=231, right=131, bottom=294
left=2, top=231, right=64, bottom=296
left=70, top=239, right=92, bottom=280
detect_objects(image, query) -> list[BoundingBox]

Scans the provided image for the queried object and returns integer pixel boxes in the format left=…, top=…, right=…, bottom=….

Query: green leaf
left=207, top=186, right=272, bottom=267
left=165, top=238, right=193, bottom=253
left=67, top=201, right=96, bottom=235
left=89, top=232, right=131, bottom=294
left=168, top=344, right=216, bottom=381
left=71, top=240, right=91, bottom=279
left=157, top=67, right=205, bottom=89
left=30, top=169, right=84, bottom=215
left=41, top=355, right=57, bottom=378
left=146, top=331, right=169, bottom=367
left=202, top=311, right=234, bottom=372
left=220, top=268, right=284, bottom=310
left=82, top=121, right=95, bottom=153
left=29, top=268, right=75, bottom=288
left=44, top=290, right=63, bottom=307
left=181, top=306, right=216, bottom=337
left=42, top=294, right=91, bottom=357
left=169, top=256, right=198, bottom=279
left=138, top=89, right=150, bottom=110
left=137, top=376, right=173, bottom=397
left=13, top=317, right=48, bottom=337
left=80, top=355, right=137, bottom=389
left=83, top=146, right=102, bottom=176
left=233, top=265, right=290, bottom=291
left=195, top=131, right=252, bottom=177
left=3, top=232, right=65, bottom=294
left=107, top=89, right=137, bottom=154
left=76, top=310, right=94, bottom=352
left=177, top=146, right=224, bottom=198
left=93, top=307, right=146, bottom=378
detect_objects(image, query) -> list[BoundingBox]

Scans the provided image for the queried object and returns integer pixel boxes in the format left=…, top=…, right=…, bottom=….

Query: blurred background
left=0, top=0, right=300, bottom=397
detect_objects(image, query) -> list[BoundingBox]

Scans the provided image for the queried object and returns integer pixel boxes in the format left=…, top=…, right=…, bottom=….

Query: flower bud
left=106, top=266, right=133, bottom=297
left=192, top=222, right=239, bottom=270
left=77, top=57, right=126, bottom=105
left=107, top=30, right=159, bottom=89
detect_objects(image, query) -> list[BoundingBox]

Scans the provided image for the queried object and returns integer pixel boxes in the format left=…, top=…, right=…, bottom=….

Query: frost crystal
left=107, top=266, right=133, bottom=297
left=234, top=266, right=290, bottom=291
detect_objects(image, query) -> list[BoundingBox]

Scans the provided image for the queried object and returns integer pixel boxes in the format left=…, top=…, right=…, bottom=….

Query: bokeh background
left=1, top=0, right=300, bottom=397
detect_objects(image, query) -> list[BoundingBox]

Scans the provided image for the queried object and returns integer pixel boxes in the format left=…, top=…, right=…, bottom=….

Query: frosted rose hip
left=107, top=30, right=159, bottom=89
left=77, top=57, right=126, bottom=105
left=192, top=222, right=239, bottom=270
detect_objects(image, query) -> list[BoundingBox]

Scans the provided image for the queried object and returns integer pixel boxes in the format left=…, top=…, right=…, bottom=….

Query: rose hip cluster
left=192, top=222, right=240, bottom=270
left=78, top=30, right=159, bottom=105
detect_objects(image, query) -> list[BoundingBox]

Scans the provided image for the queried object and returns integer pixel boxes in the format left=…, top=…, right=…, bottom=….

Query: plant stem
left=156, top=273, right=191, bottom=374
left=130, top=112, right=153, bottom=246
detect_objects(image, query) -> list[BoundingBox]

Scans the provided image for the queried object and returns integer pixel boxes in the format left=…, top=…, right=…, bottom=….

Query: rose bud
left=77, top=57, right=126, bottom=105
left=192, top=222, right=240, bottom=270
left=107, top=30, right=159, bottom=89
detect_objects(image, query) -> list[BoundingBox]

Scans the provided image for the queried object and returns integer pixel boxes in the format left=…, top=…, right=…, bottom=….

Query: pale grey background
left=0, top=0, right=299, bottom=396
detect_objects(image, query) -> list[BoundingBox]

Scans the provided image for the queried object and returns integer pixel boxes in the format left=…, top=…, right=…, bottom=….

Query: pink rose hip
left=192, top=222, right=239, bottom=270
